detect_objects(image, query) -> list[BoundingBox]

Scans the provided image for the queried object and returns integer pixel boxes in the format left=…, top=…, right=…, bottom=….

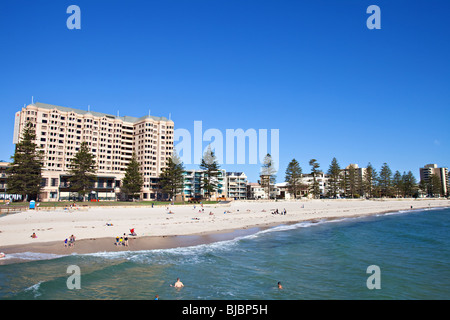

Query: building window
left=41, top=178, right=48, bottom=187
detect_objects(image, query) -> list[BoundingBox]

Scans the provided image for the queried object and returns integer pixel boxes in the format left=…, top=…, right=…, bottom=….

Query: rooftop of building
left=226, top=172, right=247, bottom=177
left=26, top=102, right=171, bottom=123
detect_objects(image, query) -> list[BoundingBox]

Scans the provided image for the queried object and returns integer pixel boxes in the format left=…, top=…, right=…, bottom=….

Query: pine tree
left=261, top=153, right=277, bottom=199
left=199, top=145, right=221, bottom=199
left=327, top=157, right=341, bottom=198
left=7, top=121, right=43, bottom=201
left=419, top=179, right=427, bottom=197
left=347, top=164, right=357, bottom=198
left=285, top=158, right=302, bottom=199
left=68, top=141, right=96, bottom=201
left=392, top=171, right=403, bottom=197
left=429, top=174, right=442, bottom=197
left=122, top=152, right=144, bottom=200
left=159, top=153, right=185, bottom=201
left=378, top=162, right=392, bottom=197
left=309, top=159, right=321, bottom=199
left=401, top=171, right=417, bottom=198
left=363, top=162, right=377, bottom=198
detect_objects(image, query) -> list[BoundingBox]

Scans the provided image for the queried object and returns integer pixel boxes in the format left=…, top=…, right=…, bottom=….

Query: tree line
left=284, top=157, right=447, bottom=199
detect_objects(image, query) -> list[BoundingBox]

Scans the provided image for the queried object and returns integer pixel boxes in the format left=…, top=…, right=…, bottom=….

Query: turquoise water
left=1, top=207, right=449, bottom=300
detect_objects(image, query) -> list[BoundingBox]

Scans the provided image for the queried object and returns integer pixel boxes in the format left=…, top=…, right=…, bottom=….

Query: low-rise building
left=246, top=182, right=266, bottom=199
left=182, top=169, right=227, bottom=200
left=226, top=172, right=247, bottom=200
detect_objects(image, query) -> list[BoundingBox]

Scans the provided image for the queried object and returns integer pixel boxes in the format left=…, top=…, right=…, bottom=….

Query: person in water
left=277, top=282, right=283, bottom=289
left=170, top=278, right=184, bottom=288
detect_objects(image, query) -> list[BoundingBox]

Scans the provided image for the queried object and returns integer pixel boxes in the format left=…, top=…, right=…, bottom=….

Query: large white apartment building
left=13, top=102, right=174, bottom=201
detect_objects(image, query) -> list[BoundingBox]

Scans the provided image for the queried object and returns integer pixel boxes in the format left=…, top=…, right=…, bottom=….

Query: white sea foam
left=82, top=219, right=338, bottom=262
left=4, top=251, right=65, bottom=261
left=24, top=281, right=43, bottom=298
left=83, top=250, right=131, bottom=259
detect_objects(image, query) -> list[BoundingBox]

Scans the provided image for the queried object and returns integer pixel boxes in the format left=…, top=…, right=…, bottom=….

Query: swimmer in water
left=170, top=278, right=184, bottom=288
left=277, top=282, right=283, bottom=289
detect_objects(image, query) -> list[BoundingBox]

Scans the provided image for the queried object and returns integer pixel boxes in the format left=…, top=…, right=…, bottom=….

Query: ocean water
left=1, top=207, right=449, bottom=300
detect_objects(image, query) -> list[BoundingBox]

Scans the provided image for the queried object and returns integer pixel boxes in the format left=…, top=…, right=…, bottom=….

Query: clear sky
left=0, top=0, right=449, bottom=183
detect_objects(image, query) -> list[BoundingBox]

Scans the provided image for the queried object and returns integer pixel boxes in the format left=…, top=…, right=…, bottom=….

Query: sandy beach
left=0, top=199, right=449, bottom=263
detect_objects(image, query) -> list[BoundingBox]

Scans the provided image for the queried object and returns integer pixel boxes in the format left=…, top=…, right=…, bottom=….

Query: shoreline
left=0, top=199, right=449, bottom=265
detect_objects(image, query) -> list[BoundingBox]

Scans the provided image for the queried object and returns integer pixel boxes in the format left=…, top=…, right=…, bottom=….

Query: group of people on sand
left=114, top=229, right=137, bottom=247
left=271, top=208, right=287, bottom=215
left=115, top=234, right=129, bottom=246
left=64, top=235, right=76, bottom=247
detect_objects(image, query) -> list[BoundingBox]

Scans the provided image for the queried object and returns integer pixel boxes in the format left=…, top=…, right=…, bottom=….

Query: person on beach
left=115, top=236, right=120, bottom=246
left=67, top=235, right=75, bottom=247
left=123, top=233, right=129, bottom=246
left=31, top=232, right=37, bottom=238
left=170, top=278, right=184, bottom=288
left=64, top=238, right=68, bottom=247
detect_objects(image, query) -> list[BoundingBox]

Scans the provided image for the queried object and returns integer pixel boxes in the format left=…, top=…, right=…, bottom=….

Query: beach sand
left=0, top=199, right=448, bottom=264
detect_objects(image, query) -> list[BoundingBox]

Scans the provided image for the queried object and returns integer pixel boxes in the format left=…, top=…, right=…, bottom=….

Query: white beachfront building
left=13, top=102, right=174, bottom=201
left=226, top=172, right=248, bottom=200
left=182, top=169, right=227, bottom=200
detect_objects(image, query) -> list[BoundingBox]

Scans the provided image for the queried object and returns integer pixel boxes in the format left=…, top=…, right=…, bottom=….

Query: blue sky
left=0, top=0, right=449, bottom=183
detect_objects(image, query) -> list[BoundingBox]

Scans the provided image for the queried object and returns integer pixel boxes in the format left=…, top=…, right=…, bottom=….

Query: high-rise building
left=13, top=102, right=174, bottom=201
left=419, top=164, right=449, bottom=196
